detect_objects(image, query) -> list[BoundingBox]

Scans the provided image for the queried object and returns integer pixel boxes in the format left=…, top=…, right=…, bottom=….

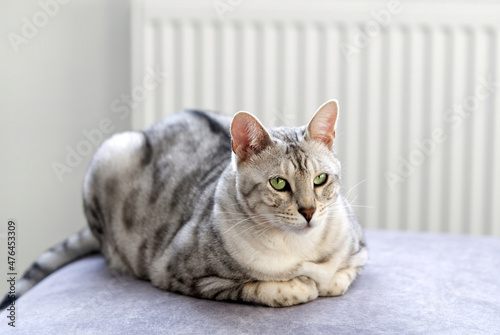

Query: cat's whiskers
left=322, top=201, right=345, bottom=211
left=221, top=216, right=261, bottom=234
left=322, top=197, right=372, bottom=212
left=343, top=179, right=366, bottom=199
left=340, top=192, right=375, bottom=210
left=220, top=213, right=285, bottom=236
left=228, top=212, right=298, bottom=238
left=255, top=226, right=276, bottom=239
left=325, top=212, right=358, bottom=220
left=347, top=194, right=359, bottom=206
left=321, top=204, right=358, bottom=218
left=230, top=220, right=270, bottom=238
left=349, top=204, right=374, bottom=209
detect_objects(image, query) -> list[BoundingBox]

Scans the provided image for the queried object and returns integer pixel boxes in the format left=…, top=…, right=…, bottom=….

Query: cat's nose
left=299, top=207, right=316, bottom=222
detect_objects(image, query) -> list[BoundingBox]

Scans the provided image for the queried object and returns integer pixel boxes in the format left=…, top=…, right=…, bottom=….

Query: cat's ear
left=306, top=99, right=339, bottom=149
left=230, top=112, right=273, bottom=161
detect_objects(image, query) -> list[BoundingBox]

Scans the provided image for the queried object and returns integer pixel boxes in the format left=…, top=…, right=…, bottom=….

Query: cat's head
left=230, top=100, right=342, bottom=234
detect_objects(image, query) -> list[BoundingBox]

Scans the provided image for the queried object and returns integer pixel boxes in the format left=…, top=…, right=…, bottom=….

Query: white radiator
left=131, top=0, right=500, bottom=236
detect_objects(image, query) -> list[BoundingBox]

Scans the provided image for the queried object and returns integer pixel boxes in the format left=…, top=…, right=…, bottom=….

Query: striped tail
left=1, top=227, right=99, bottom=309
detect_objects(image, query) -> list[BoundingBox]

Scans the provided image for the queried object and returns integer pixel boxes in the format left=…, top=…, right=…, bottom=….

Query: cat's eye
left=313, top=173, right=328, bottom=186
left=270, top=177, right=288, bottom=191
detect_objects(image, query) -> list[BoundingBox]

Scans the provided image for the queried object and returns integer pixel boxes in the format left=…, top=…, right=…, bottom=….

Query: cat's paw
left=244, top=276, right=319, bottom=307
left=268, top=276, right=319, bottom=307
left=319, top=267, right=359, bottom=297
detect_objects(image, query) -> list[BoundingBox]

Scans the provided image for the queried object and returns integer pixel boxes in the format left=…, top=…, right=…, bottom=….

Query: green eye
left=313, top=173, right=327, bottom=186
left=270, top=177, right=288, bottom=191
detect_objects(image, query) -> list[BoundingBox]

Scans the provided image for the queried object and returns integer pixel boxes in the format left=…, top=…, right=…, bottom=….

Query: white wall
left=0, top=0, right=131, bottom=292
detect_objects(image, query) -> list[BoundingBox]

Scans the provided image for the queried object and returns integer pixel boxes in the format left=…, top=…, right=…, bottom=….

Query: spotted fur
left=2, top=100, right=367, bottom=309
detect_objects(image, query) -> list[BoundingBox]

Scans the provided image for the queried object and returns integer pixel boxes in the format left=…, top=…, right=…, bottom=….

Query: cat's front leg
left=318, top=266, right=361, bottom=297
left=240, top=276, right=319, bottom=307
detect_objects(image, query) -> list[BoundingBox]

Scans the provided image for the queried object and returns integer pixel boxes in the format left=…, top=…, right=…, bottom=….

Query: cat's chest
left=225, top=227, right=336, bottom=281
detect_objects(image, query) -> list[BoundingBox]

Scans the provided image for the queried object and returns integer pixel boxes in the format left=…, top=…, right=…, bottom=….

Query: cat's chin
left=290, top=223, right=317, bottom=235
left=297, top=226, right=314, bottom=235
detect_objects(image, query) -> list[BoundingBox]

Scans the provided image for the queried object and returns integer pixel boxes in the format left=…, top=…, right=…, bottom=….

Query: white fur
left=92, top=131, right=144, bottom=175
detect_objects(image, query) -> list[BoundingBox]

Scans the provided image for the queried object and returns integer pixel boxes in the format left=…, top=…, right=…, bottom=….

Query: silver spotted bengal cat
left=1, top=100, right=367, bottom=308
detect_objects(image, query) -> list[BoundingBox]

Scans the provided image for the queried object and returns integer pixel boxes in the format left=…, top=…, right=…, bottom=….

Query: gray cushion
left=2, top=230, right=500, bottom=334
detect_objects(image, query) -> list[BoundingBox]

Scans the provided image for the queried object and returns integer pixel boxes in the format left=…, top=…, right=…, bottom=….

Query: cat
left=1, top=100, right=367, bottom=308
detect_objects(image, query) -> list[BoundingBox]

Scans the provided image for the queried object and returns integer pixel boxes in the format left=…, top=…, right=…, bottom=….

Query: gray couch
left=2, top=230, right=499, bottom=334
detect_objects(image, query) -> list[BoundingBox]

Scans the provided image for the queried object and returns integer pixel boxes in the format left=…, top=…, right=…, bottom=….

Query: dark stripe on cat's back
left=149, top=161, right=166, bottom=205
left=149, top=224, right=171, bottom=263
left=200, top=167, right=222, bottom=188
left=185, top=110, right=231, bottom=139
left=149, top=164, right=225, bottom=263
left=105, top=177, right=118, bottom=196
left=198, top=157, right=230, bottom=191
left=122, top=189, right=139, bottom=230
left=150, top=194, right=197, bottom=263
left=141, top=131, right=153, bottom=166
left=92, top=196, right=106, bottom=227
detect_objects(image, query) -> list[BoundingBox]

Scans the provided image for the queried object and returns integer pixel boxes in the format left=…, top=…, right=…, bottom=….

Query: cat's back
left=85, top=110, right=232, bottom=189
left=145, top=110, right=232, bottom=161
left=142, top=110, right=233, bottom=206
left=83, top=110, right=233, bottom=271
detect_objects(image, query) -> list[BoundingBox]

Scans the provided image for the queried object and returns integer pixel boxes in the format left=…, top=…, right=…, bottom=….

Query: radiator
left=131, top=0, right=500, bottom=236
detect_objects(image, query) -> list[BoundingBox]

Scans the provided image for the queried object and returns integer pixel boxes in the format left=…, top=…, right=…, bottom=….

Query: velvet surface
left=2, top=230, right=499, bottom=334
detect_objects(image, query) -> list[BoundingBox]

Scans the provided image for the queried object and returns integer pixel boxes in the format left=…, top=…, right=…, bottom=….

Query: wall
left=0, top=0, right=131, bottom=292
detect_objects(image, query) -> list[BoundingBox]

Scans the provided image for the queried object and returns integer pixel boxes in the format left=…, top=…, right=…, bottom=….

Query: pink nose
left=299, top=207, right=316, bottom=222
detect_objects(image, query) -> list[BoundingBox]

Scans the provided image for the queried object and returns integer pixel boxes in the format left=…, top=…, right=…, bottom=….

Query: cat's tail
left=0, top=227, right=99, bottom=309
